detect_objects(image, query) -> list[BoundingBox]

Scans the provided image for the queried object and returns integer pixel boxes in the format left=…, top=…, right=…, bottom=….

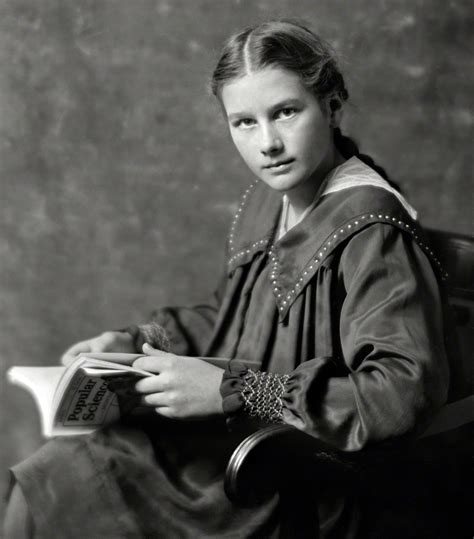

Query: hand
left=61, top=331, right=135, bottom=366
left=133, top=343, right=225, bottom=420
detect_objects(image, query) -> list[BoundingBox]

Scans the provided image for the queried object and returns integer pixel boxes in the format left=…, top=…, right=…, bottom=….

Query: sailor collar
left=227, top=163, right=447, bottom=321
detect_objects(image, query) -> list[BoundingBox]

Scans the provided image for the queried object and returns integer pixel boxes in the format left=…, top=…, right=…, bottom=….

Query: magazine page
left=6, top=366, right=66, bottom=437
left=50, top=354, right=140, bottom=414
left=77, top=352, right=261, bottom=371
left=52, top=369, right=121, bottom=437
left=77, top=352, right=144, bottom=364
left=80, top=358, right=153, bottom=378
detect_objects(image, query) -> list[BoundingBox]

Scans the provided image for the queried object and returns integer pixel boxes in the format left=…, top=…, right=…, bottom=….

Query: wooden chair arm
left=225, top=396, right=474, bottom=506
left=224, top=424, right=360, bottom=506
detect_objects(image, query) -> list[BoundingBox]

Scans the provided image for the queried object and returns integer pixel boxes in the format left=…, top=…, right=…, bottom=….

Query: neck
left=286, top=147, right=345, bottom=220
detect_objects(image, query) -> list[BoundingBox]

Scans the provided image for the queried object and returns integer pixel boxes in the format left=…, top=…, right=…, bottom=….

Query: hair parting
left=211, top=19, right=397, bottom=188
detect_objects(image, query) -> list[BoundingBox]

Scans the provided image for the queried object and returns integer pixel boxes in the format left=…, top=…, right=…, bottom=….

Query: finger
left=140, top=392, right=169, bottom=407
left=134, top=375, right=168, bottom=394
left=61, top=341, right=92, bottom=366
left=61, top=353, right=77, bottom=367
left=154, top=407, right=174, bottom=418
left=90, top=342, right=109, bottom=353
left=95, top=331, right=130, bottom=352
left=64, top=341, right=92, bottom=358
left=90, top=338, right=113, bottom=353
left=142, top=343, right=171, bottom=357
left=133, top=355, right=168, bottom=373
left=137, top=323, right=171, bottom=352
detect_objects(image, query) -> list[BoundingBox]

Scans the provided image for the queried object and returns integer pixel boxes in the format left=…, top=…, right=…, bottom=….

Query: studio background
left=0, top=0, right=472, bottom=520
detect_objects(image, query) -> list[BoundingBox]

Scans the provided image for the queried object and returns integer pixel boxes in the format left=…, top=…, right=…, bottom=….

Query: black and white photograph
left=1, top=1, right=472, bottom=537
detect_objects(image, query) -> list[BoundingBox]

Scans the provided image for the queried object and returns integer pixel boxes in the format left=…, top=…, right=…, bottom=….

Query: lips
left=265, top=158, right=295, bottom=169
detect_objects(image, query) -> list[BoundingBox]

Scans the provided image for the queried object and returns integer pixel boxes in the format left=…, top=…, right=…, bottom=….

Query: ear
left=324, top=96, right=343, bottom=128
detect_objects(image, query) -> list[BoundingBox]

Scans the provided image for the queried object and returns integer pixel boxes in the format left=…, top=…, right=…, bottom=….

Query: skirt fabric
left=10, top=416, right=283, bottom=538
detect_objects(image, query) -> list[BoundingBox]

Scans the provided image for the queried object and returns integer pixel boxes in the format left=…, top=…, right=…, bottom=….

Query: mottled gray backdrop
left=0, top=0, right=472, bottom=521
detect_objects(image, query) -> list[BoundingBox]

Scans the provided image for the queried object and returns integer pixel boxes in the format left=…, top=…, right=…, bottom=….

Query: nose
left=259, top=123, right=283, bottom=156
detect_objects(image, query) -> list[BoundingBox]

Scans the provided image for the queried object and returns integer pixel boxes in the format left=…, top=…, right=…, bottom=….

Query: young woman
left=5, top=20, right=449, bottom=538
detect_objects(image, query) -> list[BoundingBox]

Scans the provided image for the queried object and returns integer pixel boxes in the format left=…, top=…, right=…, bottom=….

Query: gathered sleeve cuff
left=220, top=361, right=248, bottom=420
left=221, top=360, right=294, bottom=424
left=122, top=322, right=171, bottom=353
left=220, top=357, right=336, bottom=429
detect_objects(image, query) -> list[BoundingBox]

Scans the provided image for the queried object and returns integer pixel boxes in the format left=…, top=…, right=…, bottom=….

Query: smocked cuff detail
left=122, top=322, right=171, bottom=352
left=241, top=370, right=291, bottom=422
left=220, top=361, right=290, bottom=423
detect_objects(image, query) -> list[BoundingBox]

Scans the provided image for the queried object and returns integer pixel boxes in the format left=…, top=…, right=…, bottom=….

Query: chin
left=259, top=174, right=307, bottom=193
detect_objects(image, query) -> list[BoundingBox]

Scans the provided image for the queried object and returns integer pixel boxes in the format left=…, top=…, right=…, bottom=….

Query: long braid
left=333, top=128, right=402, bottom=192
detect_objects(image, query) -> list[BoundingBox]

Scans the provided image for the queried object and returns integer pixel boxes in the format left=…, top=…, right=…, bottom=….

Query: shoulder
left=337, top=221, right=443, bottom=286
left=226, top=177, right=447, bottom=320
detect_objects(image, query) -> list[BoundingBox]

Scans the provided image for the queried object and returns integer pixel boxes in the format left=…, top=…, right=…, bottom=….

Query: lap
left=8, top=419, right=279, bottom=538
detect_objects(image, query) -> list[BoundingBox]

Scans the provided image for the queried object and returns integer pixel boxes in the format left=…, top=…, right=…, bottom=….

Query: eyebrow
left=227, top=98, right=303, bottom=121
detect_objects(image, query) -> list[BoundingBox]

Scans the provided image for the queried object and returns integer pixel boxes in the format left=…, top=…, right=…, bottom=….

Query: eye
left=276, top=107, right=298, bottom=120
left=232, top=118, right=256, bottom=129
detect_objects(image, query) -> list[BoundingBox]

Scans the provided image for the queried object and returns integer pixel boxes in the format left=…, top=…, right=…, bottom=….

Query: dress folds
left=10, top=158, right=449, bottom=538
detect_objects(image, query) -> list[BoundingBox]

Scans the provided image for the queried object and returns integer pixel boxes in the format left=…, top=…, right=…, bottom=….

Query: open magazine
left=6, top=353, right=242, bottom=438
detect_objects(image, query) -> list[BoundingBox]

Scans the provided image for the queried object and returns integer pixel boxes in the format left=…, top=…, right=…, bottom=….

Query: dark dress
left=10, top=161, right=449, bottom=538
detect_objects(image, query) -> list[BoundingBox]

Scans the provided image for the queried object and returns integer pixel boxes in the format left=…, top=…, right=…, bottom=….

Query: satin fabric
left=11, top=165, right=449, bottom=538
left=221, top=225, right=448, bottom=451
left=12, top=418, right=281, bottom=538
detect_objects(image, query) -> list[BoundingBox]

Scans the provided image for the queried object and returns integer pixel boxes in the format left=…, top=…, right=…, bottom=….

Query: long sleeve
left=133, top=271, right=228, bottom=357
left=222, top=224, right=450, bottom=451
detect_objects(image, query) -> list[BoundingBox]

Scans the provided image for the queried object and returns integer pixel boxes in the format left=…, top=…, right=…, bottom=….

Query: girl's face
left=221, top=67, right=341, bottom=203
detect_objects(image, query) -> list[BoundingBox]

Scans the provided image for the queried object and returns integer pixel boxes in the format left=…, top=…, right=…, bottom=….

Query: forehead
left=221, top=67, right=316, bottom=114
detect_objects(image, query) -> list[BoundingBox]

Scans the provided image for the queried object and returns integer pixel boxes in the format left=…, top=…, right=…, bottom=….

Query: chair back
left=416, top=229, right=474, bottom=438
left=426, top=228, right=474, bottom=402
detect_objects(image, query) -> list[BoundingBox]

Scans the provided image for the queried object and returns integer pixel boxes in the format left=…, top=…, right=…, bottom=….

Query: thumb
left=142, top=342, right=165, bottom=356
